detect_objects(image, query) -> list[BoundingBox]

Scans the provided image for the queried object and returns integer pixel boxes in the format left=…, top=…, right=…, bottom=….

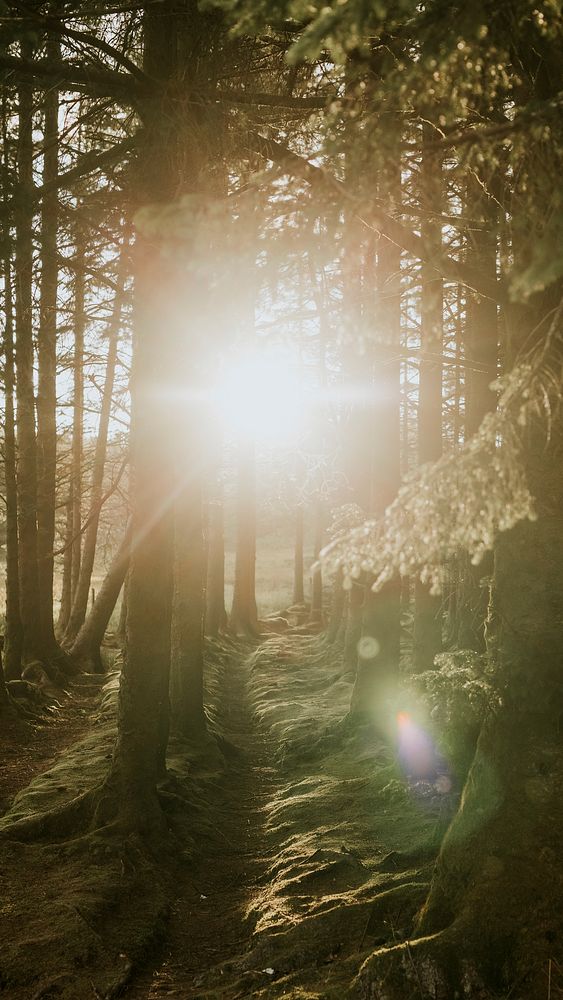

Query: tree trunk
left=205, top=494, right=227, bottom=637
left=64, top=244, right=127, bottom=645
left=361, top=421, right=563, bottom=997
left=70, top=224, right=85, bottom=603
left=116, top=569, right=129, bottom=647
left=94, top=4, right=218, bottom=833
left=36, top=39, right=61, bottom=662
left=15, top=49, right=42, bottom=663
left=2, top=160, right=24, bottom=680
left=170, top=474, right=206, bottom=736
left=351, top=187, right=402, bottom=720
left=230, top=441, right=258, bottom=636
left=56, top=497, right=73, bottom=637
left=70, top=521, right=132, bottom=674
left=293, top=504, right=305, bottom=606
left=453, top=178, right=498, bottom=651
left=327, top=569, right=346, bottom=645
left=0, top=644, right=9, bottom=711
left=413, top=133, right=443, bottom=671
left=309, top=496, right=324, bottom=624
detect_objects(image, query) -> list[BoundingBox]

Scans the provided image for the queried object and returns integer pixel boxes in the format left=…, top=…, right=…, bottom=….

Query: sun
left=210, top=351, right=304, bottom=443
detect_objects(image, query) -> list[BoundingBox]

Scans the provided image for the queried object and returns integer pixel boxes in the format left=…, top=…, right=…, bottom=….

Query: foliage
left=414, top=648, right=500, bottom=734
left=320, top=301, right=563, bottom=593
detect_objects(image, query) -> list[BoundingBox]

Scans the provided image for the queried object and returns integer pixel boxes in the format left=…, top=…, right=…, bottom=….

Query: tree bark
left=170, top=473, right=206, bottom=736
left=309, top=496, right=324, bottom=624
left=94, top=4, right=223, bottom=832
left=116, top=569, right=129, bottom=647
left=36, top=37, right=61, bottom=662
left=413, top=133, right=443, bottom=671
left=2, top=151, right=24, bottom=680
left=70, top=521, right=132, bottom=674
left=351, top=180, right=402, bottom=723
left=205, top=493, right=227, bottom=637
left=63, top=243, right=127, bottom=644
left=453, top=177, right=498, bottom=651
left=292, top=504, right=305, bottom=606
left=15, top=47, right=42, bottom=663
left=69, top=224, right=85, bottom=604
left=56, top=496, right=73, bottom=637
left=230, top=441, right=258, bottom=636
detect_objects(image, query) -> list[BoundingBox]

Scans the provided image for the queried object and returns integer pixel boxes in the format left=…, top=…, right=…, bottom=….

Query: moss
left=237, top=634, right=454, bottom=997
left=0, top=642, right=235, bottom=999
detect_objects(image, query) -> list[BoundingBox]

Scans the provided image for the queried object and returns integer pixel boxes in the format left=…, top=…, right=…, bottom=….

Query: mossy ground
left=124, top=632, right=455, bottom=1000
left=0, top=643, right=233, bottom=1000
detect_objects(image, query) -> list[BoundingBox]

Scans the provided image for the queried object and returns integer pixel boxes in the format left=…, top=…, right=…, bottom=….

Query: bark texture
left=413, top=135, right=443, bottom=671
left=230, top=442, right=258, bottom=636
left=15, top=54, right=42, bottom=662
left=64, top=246, right=127, bottom=644
left=36, top=41, right=60, bottom=660
left=205, top=495, right=227, bottom=637
left=70, top=522, right=132, bottom=674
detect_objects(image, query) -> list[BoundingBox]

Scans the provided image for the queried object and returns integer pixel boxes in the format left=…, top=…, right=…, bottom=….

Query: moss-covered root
left=354, top=928, right=488, bottom=1000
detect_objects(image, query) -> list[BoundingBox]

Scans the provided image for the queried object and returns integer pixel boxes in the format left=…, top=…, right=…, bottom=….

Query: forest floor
left=123, top=631, right=454, bottom=1000
left=0, top=631, right=455, bottom=1000
left=0, top=674, right=104, bottom=817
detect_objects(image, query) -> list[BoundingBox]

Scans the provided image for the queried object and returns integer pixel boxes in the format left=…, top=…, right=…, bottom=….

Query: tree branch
left=210, top=89, right=333, bottom=109
left=0, top=54, right=142, bottom=103
left=248, top=131, right=507, bottom=305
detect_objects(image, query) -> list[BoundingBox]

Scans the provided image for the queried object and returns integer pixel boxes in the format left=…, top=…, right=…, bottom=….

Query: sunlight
left=210, top=352, right=304, bottom=443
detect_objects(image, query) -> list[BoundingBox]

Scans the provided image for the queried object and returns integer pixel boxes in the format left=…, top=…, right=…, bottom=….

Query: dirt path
left=124, top=645, right=278, bottom=999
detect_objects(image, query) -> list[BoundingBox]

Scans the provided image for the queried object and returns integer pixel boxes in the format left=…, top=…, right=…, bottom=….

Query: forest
left=0, top=1, right=562, bottom=998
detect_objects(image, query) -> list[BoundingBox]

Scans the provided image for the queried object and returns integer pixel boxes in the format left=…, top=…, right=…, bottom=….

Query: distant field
left=0, top=514, right=318, bottom=628
left=225, top=518, right=317, bottom=618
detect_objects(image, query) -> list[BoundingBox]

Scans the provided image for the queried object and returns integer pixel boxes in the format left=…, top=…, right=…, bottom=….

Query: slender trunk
left=293, top=504, right=305, bottom=606
left=36, top=39, right=60, bottom=660
left=0, top=645, right=9, bottom=709
left=413, top=133, right=443, bottom=671
left=70, top=521, right=132, bottom=674
left=64, top=245, right=127, bottom=644
left=205, top=493, right=227, bottom=637
left=230, top=440, right=258, bottom=635
left=56, top=496, right=73, bottom=636
left=15, top=48, right=42, bottom=662
left=351, top=174, right=402, bottom=722
left=454, top=178, right=498, bottom=651
left=327, top=569, right=346, bottom=644
left=116, top=569, right=129, bottom=647
left=170, top=473, right=206, bottom=736
left=2, top=147, right=24, bottom=679
left=70, top=226, right=85, bottom=601
left=344, top=584, right=363, bottom=669
left=309, top=496, right=323, bottom=624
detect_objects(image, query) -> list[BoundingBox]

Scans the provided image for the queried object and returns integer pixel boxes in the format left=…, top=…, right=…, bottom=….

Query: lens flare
left=396, top=711, right=450, bottom=791
left=210, top=353, right=303, bottom=443
left=357, top=635, right=380, bottom=660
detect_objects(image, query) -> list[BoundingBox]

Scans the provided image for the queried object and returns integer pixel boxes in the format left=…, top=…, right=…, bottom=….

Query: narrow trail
left=125, top=644, right=278, bottom=999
